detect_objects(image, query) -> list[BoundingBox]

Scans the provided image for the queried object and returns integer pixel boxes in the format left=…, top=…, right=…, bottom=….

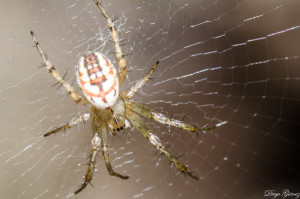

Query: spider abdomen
left=77, top=52, right=119, bottom=109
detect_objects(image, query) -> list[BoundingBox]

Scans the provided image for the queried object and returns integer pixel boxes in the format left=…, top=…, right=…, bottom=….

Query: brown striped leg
left=126, top=109, right=199, bottom=180
left=126, top=61, right=159, bottom=99
left=93, top=1, right=127, bottom=86
left=44, top=113, right=92, bottom=137
left=75, top=133, right=101, bottom=194
left=30, top=31, right=89, bottom=105
left=100, top=125, right=129, bottom=179
left=126, top=100, right=217, bottom=134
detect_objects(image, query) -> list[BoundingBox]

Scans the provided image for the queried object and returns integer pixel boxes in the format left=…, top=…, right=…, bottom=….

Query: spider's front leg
left=44, top=113, right=92, bottom=137
left=75, top=133, right=101, bottom=194
left=100, top=125, right=129, bottom=179
left=126, top=101, right=217, bottom=134
left=30, top=31, right=89, bottom=105
left=126, top=109, right=199, bottom=180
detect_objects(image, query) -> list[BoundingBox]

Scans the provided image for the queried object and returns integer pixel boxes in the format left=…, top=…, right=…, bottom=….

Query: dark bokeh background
left=0, top=0, right=299, bottom=199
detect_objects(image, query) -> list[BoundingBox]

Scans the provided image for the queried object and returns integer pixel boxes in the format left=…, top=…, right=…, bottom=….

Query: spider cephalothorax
left=30, top=0, right=219, bottom=195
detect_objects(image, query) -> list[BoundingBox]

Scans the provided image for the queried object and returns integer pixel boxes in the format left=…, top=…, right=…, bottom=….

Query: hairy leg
left=100, top=125, right=129, bottom=179
left=74, top=133, right=101, bottom=194
left=93, top=1, right=127, bottom=86
left=126, top=101, right=216, bottom=133
left=126, top=109, right=198, bottom=180
left=30, top=31, right=89, bottom=105
left=126, top=61, right=159, bottom=99
left=44, top=113, right=92, bottom=137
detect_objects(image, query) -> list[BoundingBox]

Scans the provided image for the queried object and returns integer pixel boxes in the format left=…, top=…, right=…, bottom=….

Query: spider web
left=1, top=0, right=300, bottom=198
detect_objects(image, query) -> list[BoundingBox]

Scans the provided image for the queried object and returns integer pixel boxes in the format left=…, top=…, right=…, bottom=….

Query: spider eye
left=77, top=52, right=119, bottom=109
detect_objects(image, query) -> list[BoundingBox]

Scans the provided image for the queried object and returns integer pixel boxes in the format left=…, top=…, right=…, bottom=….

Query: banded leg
left=126, top=61, right=159, bottom=99
left=126, top=101, right=216, bottom=133
left=101, top=125, right=129, bottom=179
left=44, top=113, right=92, bottom=137
left=126, top=109, right=198, bottom=180
left=30, top=31, right=89, bottom=105
left=75, top=133, right=101, bottom=194
left=93, top=0, right=127, bottom=86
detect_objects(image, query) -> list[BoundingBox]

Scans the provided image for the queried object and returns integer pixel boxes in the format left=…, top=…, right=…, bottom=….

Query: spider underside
left=30, top=0, right=217, bottom=195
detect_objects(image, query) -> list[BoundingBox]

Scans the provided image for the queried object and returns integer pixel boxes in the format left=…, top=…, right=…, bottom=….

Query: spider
left=30, top=0, right=217, bottom=194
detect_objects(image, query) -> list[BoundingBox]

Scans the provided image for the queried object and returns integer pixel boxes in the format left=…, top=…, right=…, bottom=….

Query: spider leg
left=30, top=31, right=89, bottom=105
left=93, top=1, right=127, bottom=86
left=126, top=61, right=159, bottom=99
left=44, top=113, right=92, bottom=137
left=101, top=125, right=129, bottom=179
left=126, top=101, right=216, bottom=133
left=126, top=109, right=199, bottom=180
left=75, top=133, right=101, bottom=194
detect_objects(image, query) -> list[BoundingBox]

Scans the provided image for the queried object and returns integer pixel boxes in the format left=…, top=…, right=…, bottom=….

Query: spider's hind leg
left=126, top=61, right=159, bottom=99
left=30, top=31, right=89, bottom=105
left=126, top=109, right=199, bottom=180
left=93, top=1, right=127, bottom=86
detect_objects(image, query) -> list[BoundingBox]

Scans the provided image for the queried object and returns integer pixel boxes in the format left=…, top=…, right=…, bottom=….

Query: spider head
left=77, top=52, right=119, bottom=109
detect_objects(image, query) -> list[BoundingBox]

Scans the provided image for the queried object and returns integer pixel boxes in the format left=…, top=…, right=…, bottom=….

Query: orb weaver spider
left=30, top=0, right=218, bottom=194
